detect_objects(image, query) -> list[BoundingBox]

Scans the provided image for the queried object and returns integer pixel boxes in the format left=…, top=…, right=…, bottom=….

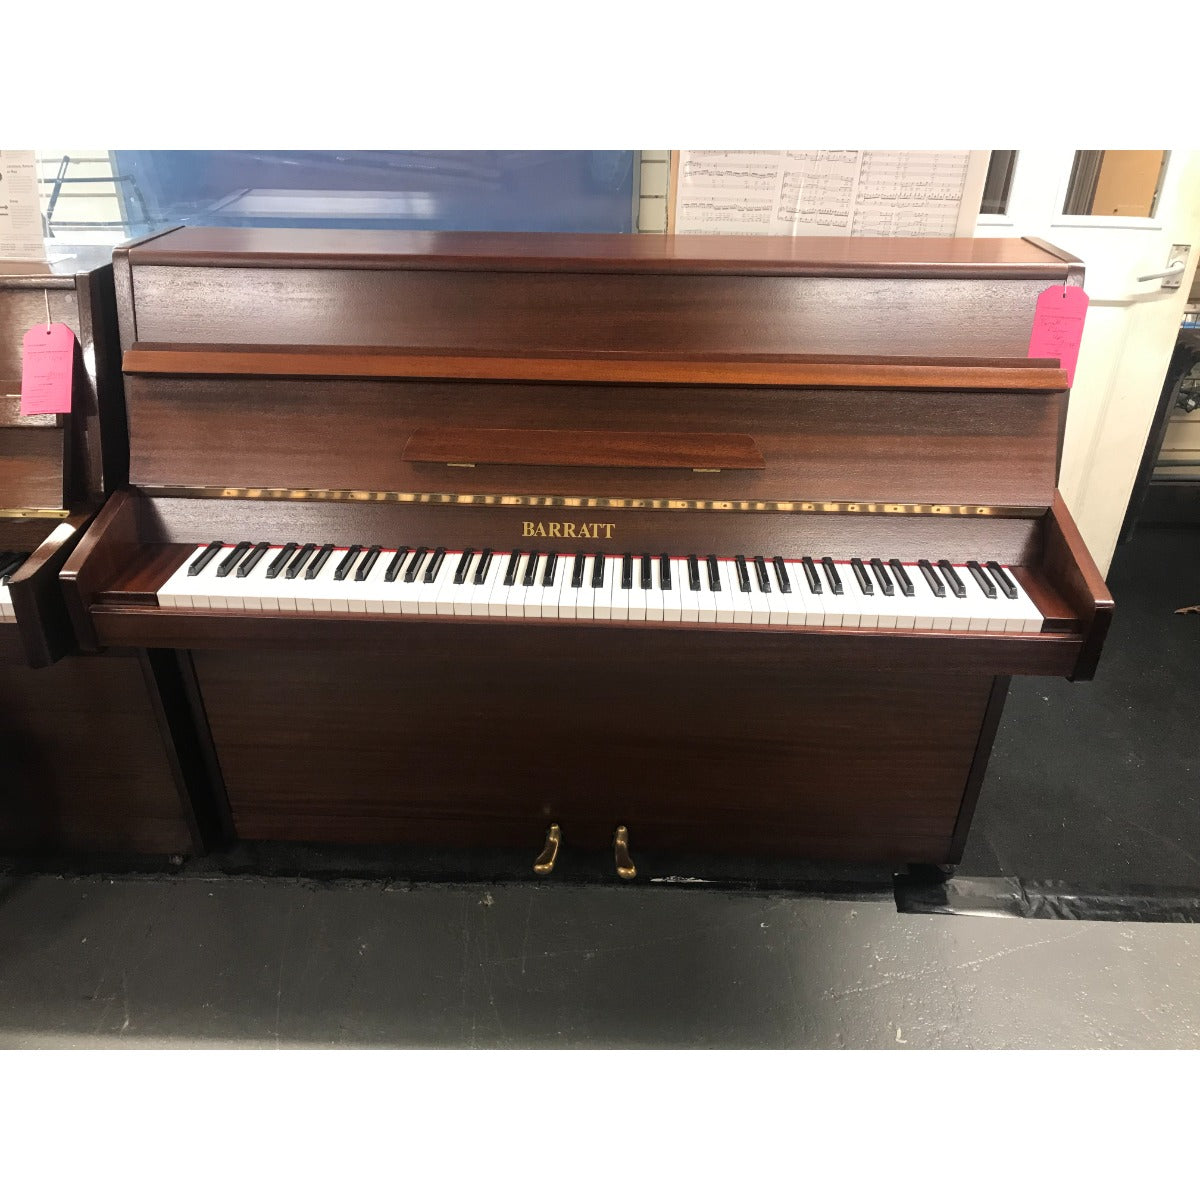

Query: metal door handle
left=1137, top=262, right=1185, bottom=282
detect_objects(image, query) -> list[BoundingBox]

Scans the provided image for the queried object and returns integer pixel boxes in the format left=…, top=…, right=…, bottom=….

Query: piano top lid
left=122, top=227, right=1081, bottom=279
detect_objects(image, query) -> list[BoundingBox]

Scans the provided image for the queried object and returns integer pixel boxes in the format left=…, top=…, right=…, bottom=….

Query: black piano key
left=986, top=560, right=1018, bottom=600
left=542, top=552, right=558, bottom=587
left=705, top=555, right=721, bottom=592
left=356, top=546, right=383, bottom=582
left=504, top=551, right=522, bottom=587
left=591, top=555, right=606, bottom=588
left=640, top=554, right=652, bottom=590
left=335, top=544, right=364, bottom=581
left=753, top=555, right=771, bottom=593
left=306, top=543, right=335, bottom=581
left=937, top=559, right=967, bottom=598
left=917, top=558, right=945, bottom=597
left=850, top=558, right=874, bottom=596
left=966, top=560, right=997, bottom=598
left=404, top=547, right=430, bottom=584
left=266, top=542, right=298, bottom=579
left=621, top=553, right=633, bottom=590
left=216, top=541, right=252, bottom=578
left=237, top=542, right=270, bottom=578
left=521, top=551, right=541, bottom=588
left=384, top=547, right=410, bottom=583
left=571, top=553, right=585, bottom=588
left=687, top=555, right=700, bottom=591
left=734, top=555, right=751, bottom=593
left=188, top=541, right=225, bottom=577
left=801, top=556, right=822, bottom=593
left=453, top=549, right=475, bottom=584
left=424, top=547, right=447, bottom=583
left=287, top=543, right=318, bottom=580
left=473, top=549, right=494, bottom=586
left=772, top=555, right=791, bottom=593
left=888, top=558, right=915, bottom=597
left=660, top=554, right=672, bottom=590
left=869, top=557, right=894, bottom=596
left=821, top=556, right=844, bottom=595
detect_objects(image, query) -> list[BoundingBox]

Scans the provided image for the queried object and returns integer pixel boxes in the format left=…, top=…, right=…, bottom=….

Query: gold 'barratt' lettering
left=522, top=521, right=615, bottom=539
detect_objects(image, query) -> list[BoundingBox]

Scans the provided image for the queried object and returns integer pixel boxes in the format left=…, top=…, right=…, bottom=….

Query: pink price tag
left=20, top=323, right=76, bottom=416
left=1028, top=285, right=1088, bottom=386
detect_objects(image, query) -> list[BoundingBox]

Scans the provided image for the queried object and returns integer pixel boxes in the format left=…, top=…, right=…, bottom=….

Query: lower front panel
left=192, top=630, right=996, bottom=864
left=0, top=634, right=195, bottom=855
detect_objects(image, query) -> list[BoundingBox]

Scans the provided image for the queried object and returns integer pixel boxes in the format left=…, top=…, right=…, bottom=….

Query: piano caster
left=533, top=823, right=562, bottom=876
left=613, top=826, right=637, bottom=881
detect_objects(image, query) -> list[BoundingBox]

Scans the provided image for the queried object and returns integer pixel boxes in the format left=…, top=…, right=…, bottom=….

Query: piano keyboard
left=0, top=552, right=29, bottom=624
left=158, top=543, right=1046, bottom=632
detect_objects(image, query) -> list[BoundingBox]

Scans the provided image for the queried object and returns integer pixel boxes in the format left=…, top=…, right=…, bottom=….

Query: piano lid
left=123, top=227, right=1080, bottom=279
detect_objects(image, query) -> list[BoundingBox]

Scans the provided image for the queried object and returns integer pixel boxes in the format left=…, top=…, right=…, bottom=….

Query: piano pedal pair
left=533, top=823, right=637, bottom=881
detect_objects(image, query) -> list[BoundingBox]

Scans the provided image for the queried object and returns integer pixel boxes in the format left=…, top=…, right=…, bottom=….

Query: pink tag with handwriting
left=20, top=323, right=76, bottom=415
left=1028, top=285, right=1088, bottom=386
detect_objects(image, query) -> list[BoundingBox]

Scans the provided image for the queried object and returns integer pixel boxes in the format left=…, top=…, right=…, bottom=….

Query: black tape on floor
left=895, top=874, right=1200, bottom=922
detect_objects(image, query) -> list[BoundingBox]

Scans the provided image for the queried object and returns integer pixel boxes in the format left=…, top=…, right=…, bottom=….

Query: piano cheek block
left=66, top=227, right=1109, bottom=863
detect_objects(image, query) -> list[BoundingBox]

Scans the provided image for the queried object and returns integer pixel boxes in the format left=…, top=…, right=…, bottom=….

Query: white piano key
left=717, top=560, right=749, bottom=624
left=741, top=560, right=771, bottom=626
left=627, top=556, right=650, bottom=621
left=157, top=545, right=209, bottom=609
left=660, top=557, right=682, bottom=623
left=610, top=556, right=631, bottom=621
left=480, top=552, right=510, bottom=617
left=553, top=555, right=578, bottom=620
left=1008, top=573, right=1046, bottom=633
left=676, top=558, right=701, bottom=623
left=757, top=559, right=788, bottom=626
left=574, top=555, right=597, bottom=621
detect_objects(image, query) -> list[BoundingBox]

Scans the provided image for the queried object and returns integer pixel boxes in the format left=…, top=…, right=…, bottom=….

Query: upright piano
left=61, top=228, right=1113, bottom=875
left=0, top=249, right=201, bottom=856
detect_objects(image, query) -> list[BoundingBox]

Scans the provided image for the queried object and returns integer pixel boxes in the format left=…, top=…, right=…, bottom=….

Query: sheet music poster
left=0, top=151, right=45, bottom=259
left=674, top=151, right=975, bottom=237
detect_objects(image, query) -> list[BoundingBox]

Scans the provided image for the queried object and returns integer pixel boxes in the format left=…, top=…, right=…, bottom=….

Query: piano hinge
left=137, top=485, right=1044, bottom=520
left=445, top=462, right=476, bottom=468
left=692, top=468, right=722, bottom=473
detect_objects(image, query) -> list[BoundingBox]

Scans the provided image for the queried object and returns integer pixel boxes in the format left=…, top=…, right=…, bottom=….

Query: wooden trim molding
left=123, top=344, right=1070, bottom=392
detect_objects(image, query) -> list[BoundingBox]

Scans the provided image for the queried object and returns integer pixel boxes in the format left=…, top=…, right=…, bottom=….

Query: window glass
left=979, top=151, right=1017, bottom=216
left=39, top=150, right=637, bottom=242
left=1063, top=151, right=1168, bottom=218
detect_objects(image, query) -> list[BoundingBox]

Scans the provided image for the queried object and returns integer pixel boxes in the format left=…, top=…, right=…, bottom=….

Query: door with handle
left=975, top=149, right=1200, bottom=574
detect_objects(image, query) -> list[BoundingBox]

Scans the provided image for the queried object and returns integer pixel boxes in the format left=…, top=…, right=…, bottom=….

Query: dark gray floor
left=2, top=874, right=1198, bottom=1048
left=962, top=524, right=1200, bottom=886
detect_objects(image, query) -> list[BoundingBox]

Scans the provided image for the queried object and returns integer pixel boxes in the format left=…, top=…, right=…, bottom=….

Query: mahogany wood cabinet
left=0, top=250, right=198, bottom=856
left=60, top=229, right=1112, bottom=874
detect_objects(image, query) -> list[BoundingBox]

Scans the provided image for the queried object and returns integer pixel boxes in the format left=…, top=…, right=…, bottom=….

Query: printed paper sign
left=0, top=151, right=45, bottom=259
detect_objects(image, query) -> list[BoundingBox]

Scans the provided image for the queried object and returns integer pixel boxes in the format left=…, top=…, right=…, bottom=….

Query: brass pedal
left=613, top=825, right=637, bottom=881
left=533, top=823, right=562, bottom=876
